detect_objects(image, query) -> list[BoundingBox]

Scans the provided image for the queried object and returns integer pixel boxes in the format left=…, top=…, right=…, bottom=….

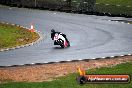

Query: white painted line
left=120, top=55, right=124, bottom=56
left=115, top=21, right=118, bottom=23
left=19, top=64, right=24, bottom=66
left=108, top=20, right=111, bottom=21
left=13, top=47, right=16, bottom=49
left=128, top=54, right=131, bottom=55
left=121, top=22, right=124, bottom=23
left=44, top=62, right=48, bottom=64
left=7, top=65, right=12, bottom=67
left=78, top=59, right=82, bottom=61
left=16, top=46, right=20, bottom=48
left=110, top=56, right=115, bottom=58
left=31, top=63, right=35, bottom=65
left=55, top=61, right=60, bottom=63
left=32, top=42, right=36, bottom=45
left=67, top=60, right=71, bottom=61
left=5, top=48, right=9, bottom=51
left=32, top=42, right=36, bottom=44
left=102, top=57, right=106, bottom=59
left=127, top=23, right=130, bottom=24
left=92, top=58, right=96, bottom=59
left=0, top=49, right=4, bottom=52
left=30, top=43, right=34, bottom=45
left=21, top=45, right=25, bottom=48
left=25, top=44, right=29, bottom=46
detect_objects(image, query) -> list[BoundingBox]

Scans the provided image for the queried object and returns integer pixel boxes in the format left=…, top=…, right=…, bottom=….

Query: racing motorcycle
left=53, top=33, right=70, bottom=48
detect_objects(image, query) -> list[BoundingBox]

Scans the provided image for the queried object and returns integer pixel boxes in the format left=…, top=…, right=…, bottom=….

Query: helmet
left=51, top=29, right=55, bottom=33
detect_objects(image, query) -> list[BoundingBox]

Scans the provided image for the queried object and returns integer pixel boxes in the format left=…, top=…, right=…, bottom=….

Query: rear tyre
left=67, top=40, right=70, bottom=47
left=65, top=37, right=70, bottom=47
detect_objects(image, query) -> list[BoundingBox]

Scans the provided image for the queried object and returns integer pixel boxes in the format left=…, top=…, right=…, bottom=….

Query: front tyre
left=58, top=39, right=64, bottom=48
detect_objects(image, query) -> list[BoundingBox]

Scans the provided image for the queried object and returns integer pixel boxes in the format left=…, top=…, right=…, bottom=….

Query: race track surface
left=0, top=5, right=132, bottom=66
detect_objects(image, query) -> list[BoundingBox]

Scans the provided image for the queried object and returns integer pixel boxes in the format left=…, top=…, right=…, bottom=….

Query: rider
left=51, top=29, right=66, bottom=40
left=51, top=29, right=69, bottom=46
left=51, top=29, right=60, bottom=40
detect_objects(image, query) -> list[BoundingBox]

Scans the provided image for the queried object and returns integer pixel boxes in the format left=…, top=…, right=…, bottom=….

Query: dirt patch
left=0, top=56, right=132, bottom=82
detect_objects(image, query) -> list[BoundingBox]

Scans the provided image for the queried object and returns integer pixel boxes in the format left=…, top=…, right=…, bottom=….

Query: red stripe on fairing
left=64, top=41, right=68, bottom=47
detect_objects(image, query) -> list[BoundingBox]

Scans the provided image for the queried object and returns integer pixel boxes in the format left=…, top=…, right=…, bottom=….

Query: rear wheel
left=67, top=40, right=70, bottom=47
left=65, top=37, right=70, bottom=47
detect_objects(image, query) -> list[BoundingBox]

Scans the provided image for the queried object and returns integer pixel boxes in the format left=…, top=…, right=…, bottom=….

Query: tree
left=66, top=0, right=71, bottom=7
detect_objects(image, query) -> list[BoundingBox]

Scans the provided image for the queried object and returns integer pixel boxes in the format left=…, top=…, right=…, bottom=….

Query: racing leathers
left=51, top=31, right=69, bottom=47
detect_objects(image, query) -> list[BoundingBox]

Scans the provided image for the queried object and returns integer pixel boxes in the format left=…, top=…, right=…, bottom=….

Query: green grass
left=0, top=23, right=39, bottom=49
left=96, top=0, right=132, bottom=6
left=0, top=62, right=132, bottom=88
left=96, top=0, right=132, bottom=16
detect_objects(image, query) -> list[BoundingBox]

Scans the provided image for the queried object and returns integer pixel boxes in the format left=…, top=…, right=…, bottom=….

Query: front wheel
left=58, top=39, right=64, bottom=48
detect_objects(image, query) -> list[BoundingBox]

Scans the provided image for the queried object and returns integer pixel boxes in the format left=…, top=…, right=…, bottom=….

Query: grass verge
left=0, top=22, right=39, bottom=49
left=0, top=61, right=132, bottom=88
left=96, top=0, right=132, bottom=6
left=96, top=0, right=132, bottom=16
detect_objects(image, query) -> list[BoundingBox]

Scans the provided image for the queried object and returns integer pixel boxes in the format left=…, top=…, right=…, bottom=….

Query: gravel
left=0, top=56, right=132, bottom=82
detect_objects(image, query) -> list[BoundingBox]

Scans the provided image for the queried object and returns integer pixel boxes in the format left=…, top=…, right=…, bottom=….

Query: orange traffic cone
left=78, top=67, right=86, bottom=76
left=30, top=24, right=35, bottom=32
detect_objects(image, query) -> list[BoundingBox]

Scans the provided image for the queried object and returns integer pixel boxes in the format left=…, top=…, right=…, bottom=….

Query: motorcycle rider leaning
left=51, top=29, right=70, bottom=47
left=51, top=29, right=67, bottom=40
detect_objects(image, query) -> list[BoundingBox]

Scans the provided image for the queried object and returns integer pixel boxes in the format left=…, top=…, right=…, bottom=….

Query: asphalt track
left=0, top=5, right=132, bottom=66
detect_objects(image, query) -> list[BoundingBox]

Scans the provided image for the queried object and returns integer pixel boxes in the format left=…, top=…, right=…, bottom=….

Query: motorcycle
left=53, top=33, right=70, bottom=48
